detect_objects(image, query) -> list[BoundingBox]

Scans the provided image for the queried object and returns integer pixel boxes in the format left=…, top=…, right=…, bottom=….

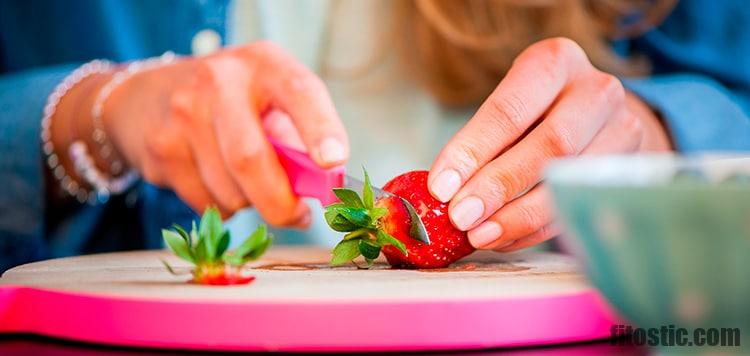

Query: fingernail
left=450, top=196, right=484, bottom=231
left=468, top=221, right=502, bottom=248
left=430, top=169, right=461, bottom=202
left=317, top=137, right=346, bottom=164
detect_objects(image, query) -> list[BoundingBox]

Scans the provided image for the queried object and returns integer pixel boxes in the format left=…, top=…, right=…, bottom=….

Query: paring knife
left=270, top=139, right=431, bottom=245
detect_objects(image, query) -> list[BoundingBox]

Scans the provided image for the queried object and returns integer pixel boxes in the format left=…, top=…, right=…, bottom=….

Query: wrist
left=100, top=54, right=192, bottom=170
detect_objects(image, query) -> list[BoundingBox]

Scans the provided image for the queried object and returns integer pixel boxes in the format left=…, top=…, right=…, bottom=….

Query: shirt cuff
left=622, top=74, right=750, bottom=153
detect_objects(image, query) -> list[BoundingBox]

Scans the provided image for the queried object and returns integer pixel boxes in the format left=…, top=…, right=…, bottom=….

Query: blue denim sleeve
left=0, top=65, right=76, bottom=271
left=0, top=65, right=198, bottom=272
left=623, top=74, right=750, bottom=152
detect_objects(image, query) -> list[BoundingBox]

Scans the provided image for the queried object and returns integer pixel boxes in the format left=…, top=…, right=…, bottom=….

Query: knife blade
left=343, top=176, right=431, bottom=245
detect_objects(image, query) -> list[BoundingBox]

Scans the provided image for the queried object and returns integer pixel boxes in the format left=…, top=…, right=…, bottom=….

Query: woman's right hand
left=100, top=42, right=349, bottom=227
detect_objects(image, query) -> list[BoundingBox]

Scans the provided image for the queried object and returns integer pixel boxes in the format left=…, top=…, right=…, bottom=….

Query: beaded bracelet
left=89, top=51, right=177, bottom=176
left=41, top=59, right=114, bottom=204
left=71, top=51, right=178, bottom=204
left=42, top=52, right=178, bottom=205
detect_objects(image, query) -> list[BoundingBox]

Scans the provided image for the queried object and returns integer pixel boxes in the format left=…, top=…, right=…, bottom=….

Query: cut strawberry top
left=161, top=207, right=273, bottom=285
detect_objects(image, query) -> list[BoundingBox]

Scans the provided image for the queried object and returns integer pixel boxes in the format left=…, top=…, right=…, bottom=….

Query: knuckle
left=169, top=88, right=192, bottom=115
left=450, top=141, right=483, bottom=175
left=484, top=169, right=518, bottom=204
left=486, top=93, right=528, bottom=135
left=526, top=37, right=587, bottom=69
left=515, top=203, right=545, bottom=234
left=227, top=145, right=264, bottom=174
left=547, top=37, right=587, bottom=63
left=543, top=126, right=578, bottom=157
left=595, top=73, right=625, bottom=106
left=204, top=56, right=247, bottom=83
left=281, top=71, right=327, bottom=97
left=621, top=114, right=645, bottom=151
left=624, top=113, right=644, bottom=136
left=193, top=60, right=218, bottom=84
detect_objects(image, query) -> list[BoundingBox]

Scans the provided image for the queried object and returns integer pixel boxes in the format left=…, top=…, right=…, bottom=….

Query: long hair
left=319, top=0, right=676, bottom=107
left=391, top=0, right=676, bottom=106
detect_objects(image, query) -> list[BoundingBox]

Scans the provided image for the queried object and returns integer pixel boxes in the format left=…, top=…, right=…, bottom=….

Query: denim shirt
left=1, top=0, right=749, bottom=272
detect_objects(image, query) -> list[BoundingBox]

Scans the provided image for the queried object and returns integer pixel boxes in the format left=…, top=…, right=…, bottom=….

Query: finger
left=262, top=108, right=306, bottom=151
left=428, top=37, right=590, bottom=203
left=204, top=56, right=311, bottom=228
left=171, top=83, right=249, bottom=214
left=144, top=126, right=215, bottom=215
left=238, top=42, right=349, bottom=168
left=448, top=72, right=623, bottom=231
left=467, top=184, right=554, bottom=250
left=582, top=109, right=643, bottom=155
left=494, top=224, right=562, bottom=253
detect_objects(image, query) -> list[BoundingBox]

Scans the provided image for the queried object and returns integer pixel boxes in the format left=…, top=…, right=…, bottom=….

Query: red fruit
left=378, top=171, right=475, bottom=268
left=325, top=169, right=474, bottom=269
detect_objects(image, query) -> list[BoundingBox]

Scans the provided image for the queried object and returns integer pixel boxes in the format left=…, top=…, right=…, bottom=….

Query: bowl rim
left=545, top=153, right=750, bottom=187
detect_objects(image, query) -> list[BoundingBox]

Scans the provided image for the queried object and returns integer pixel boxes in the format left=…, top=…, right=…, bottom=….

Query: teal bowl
left=546, top=155, right=750, bottom=338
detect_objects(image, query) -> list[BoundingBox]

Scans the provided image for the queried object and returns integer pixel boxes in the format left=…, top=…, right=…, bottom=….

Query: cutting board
left=0, top=247, right=620, bottom=352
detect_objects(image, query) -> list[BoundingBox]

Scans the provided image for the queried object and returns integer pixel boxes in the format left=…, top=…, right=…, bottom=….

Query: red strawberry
left=325, top=169, right=474, bottom=269
left=378, top=171, right=474, bottom=268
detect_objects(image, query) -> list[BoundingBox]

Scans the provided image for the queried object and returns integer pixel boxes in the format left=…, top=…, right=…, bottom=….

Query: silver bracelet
left=68, top=51, right=178, bottom=203
left=41, top=59, right=114, bottom=204
left=89, top=51, right=177, bottom=175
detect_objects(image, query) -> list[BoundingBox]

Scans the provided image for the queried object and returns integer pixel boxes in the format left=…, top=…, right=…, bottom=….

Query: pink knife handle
left=270, top=139, right=345, bottom=206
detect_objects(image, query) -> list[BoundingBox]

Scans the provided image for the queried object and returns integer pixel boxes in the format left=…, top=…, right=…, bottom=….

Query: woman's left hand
left=427, top=37, right=672, bottom=252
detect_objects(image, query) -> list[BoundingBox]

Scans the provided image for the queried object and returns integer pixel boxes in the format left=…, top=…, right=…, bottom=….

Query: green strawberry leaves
left=376, top=230, right=407, bottom=256
left=162, top=229, right=194, bottom=263
left=224, top=224, right=272, bottom=266
left=161, top=207, right=273, bottom=280
left=325, top=167, right=407, bottom=268
left=362, top=169, right=374, bottom=209
left=331, top=239, right=361, bottom=266
left=333, top=188, right=364, bottom=208
left=358, top=240, right=381, bottom=259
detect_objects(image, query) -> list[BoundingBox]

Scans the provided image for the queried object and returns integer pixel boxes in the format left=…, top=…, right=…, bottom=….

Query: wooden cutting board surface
left=1, top=247, right=585, bottom=301
left=0, top=247, right=619, bottom=352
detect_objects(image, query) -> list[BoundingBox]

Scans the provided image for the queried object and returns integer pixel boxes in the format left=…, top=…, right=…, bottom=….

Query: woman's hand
left=427, top=37, right=672, bottom=252
left=101, top=42, right=348, bottom=226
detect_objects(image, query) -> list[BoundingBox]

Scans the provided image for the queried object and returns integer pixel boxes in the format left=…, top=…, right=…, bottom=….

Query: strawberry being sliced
left=325, top=169, right=475, bottom=269
left=161, top=207, right=272, bottom=285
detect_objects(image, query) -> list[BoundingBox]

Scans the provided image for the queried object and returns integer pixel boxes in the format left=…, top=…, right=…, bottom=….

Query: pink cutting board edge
left=0, top=284, right=622, bottom=352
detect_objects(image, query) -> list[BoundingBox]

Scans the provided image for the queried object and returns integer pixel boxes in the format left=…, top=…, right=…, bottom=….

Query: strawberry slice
left=161, top=207, right=272, bottom=285
left=325, top=169, right=474, bottom=269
